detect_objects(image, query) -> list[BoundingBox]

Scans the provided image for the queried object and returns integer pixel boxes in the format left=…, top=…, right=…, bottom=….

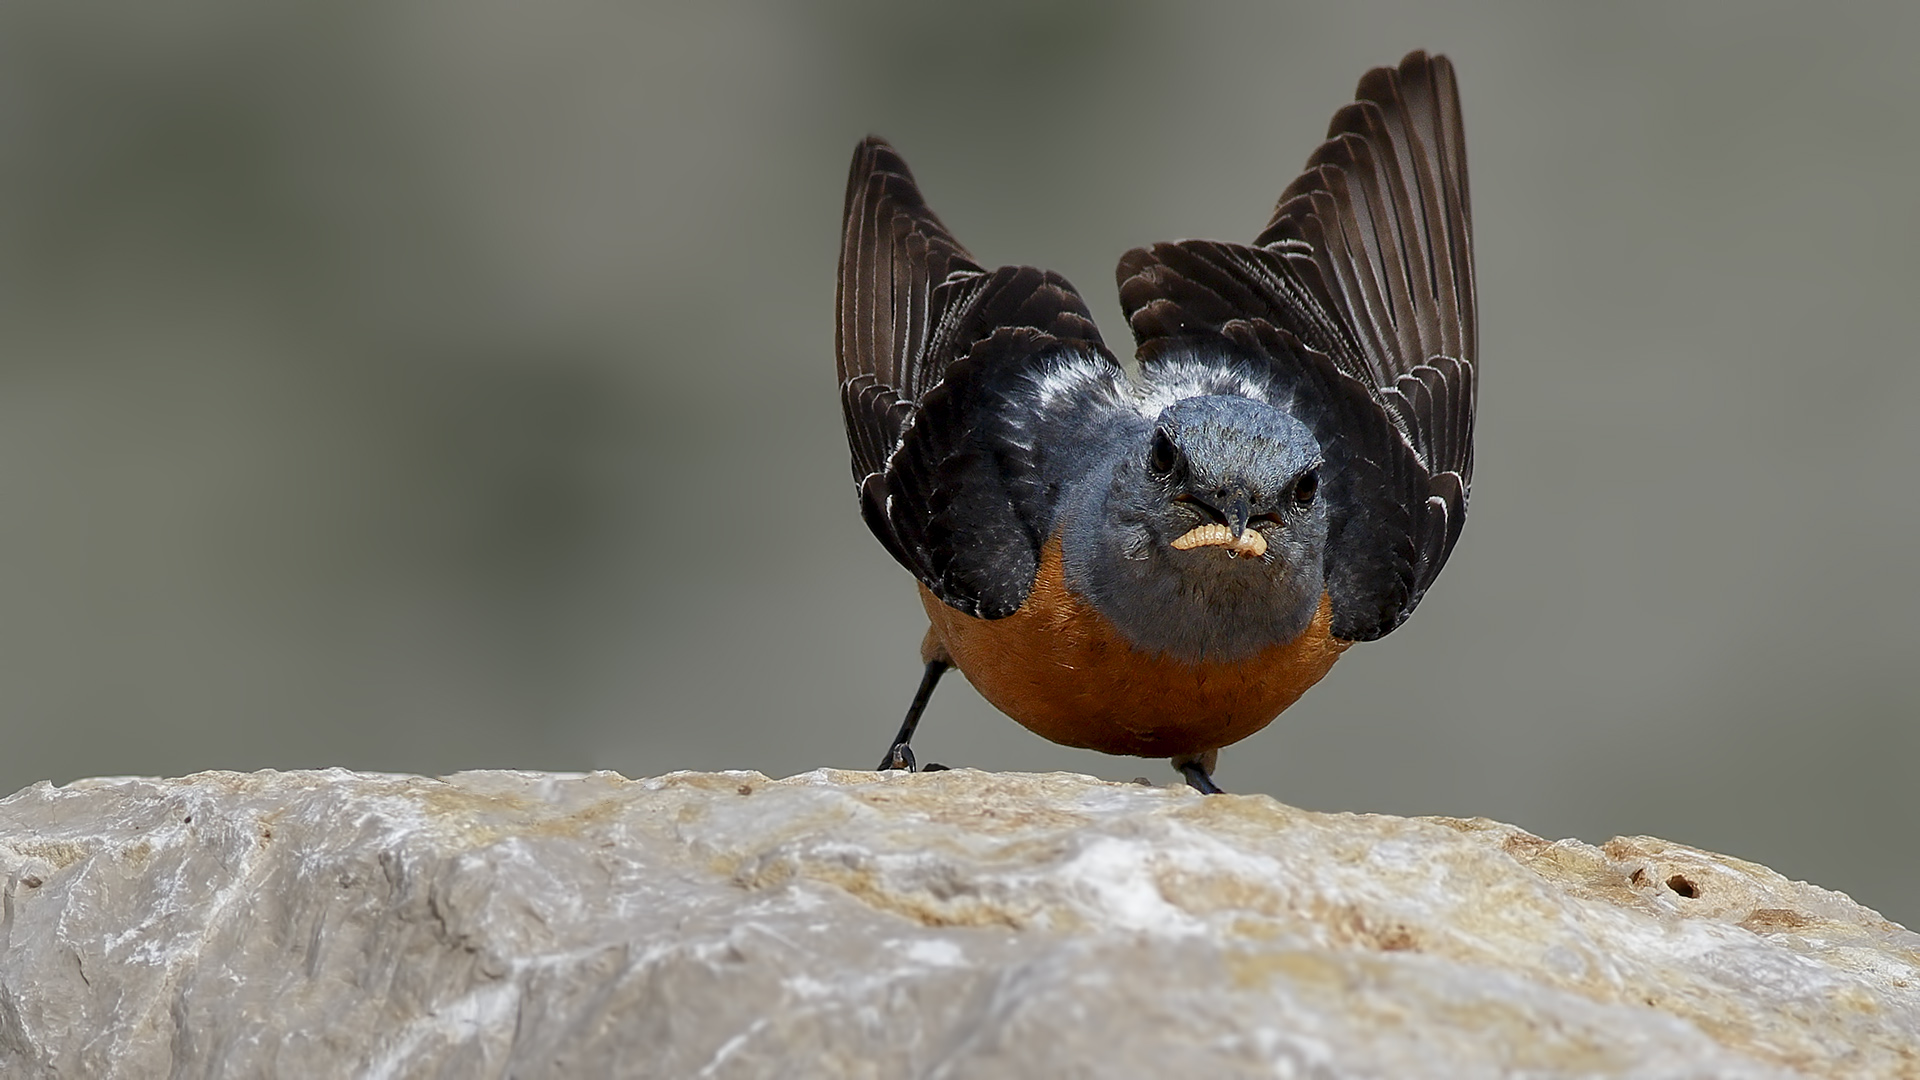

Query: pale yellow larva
left=1169, top=524, right=1267, bottom=559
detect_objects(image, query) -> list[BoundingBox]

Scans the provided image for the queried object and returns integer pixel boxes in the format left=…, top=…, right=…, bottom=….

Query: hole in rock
left=1667, top=874, right=1699, bottom=898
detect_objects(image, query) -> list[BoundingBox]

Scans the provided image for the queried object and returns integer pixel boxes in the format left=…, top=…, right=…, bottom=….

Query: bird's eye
left=1293, top=468, right=1319, bottom=507
left=1148, top=428, right=1179, bottom=477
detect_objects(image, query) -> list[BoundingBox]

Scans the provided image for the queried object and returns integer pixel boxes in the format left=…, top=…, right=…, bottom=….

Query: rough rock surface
left=0, top=769, right=1915, bottom=1078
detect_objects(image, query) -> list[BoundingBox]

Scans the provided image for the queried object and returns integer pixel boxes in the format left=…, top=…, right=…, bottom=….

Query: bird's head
left=1141, top=395, right=1326, bottom=565
left=1063, top=394, right=1330, bottom=661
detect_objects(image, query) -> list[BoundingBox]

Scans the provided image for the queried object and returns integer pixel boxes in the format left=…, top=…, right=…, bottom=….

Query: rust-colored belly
left=919, top=537, right=1349, bottom=759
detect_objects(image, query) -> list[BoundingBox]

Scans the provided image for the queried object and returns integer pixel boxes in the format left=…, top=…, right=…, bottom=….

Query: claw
left=1179, top=765, right=1224, bottom=794
left=1172, top=750, right=1224, bottom=794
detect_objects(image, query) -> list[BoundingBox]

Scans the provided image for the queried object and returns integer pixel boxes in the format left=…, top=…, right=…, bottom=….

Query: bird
left=834, top=50, right=1475, bottom=793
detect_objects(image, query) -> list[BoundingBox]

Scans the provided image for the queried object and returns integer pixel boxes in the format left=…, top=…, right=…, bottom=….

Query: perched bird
left=835, top=50, right=1476, bottom=793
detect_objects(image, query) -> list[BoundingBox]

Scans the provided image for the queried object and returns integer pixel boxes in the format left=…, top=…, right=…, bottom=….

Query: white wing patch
left=1029, top=352, right=1131, bottom=412
left=1133, top=357, right=1274, bottom=419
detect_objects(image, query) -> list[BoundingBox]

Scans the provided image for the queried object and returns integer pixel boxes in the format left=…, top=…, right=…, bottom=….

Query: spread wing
left=838, top=137, right=1123, bottom=619
left=1115, top=50, right=1476, bottom=641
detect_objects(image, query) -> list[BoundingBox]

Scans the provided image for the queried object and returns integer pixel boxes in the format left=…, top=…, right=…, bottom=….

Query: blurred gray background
left=2, top=0, right=1915, bottom=925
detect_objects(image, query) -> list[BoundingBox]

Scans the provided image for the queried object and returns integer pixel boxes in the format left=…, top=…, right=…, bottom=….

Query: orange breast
left=919, top=536, right=1349, bottom=759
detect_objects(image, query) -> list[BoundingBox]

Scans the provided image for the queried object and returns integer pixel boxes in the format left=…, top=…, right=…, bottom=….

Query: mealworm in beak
left=1170, top=523, right=1267, bottom=558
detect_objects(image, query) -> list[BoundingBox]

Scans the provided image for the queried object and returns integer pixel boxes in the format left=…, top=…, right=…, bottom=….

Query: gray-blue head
left=1063, top=395, right=1330, bottom=661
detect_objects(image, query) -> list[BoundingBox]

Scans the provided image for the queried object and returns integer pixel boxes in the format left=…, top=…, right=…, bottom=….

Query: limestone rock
left=0, top=769, right=1914, bottom=1078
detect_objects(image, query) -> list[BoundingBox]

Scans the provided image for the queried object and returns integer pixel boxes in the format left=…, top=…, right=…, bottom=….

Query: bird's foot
left=875, top=659, right=952, bottom=773
left=1172, top=751, right=1224, bottom=794
left=878, top=743, right=950, bottom=773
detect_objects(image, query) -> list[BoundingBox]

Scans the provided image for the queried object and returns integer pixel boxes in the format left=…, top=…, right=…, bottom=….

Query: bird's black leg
left=1172, top=750, right=1224, bottom=794
left=878, top=660, right=949, bottom=772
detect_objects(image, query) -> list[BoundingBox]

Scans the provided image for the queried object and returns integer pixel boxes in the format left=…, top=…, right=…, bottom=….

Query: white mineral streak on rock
left=0, top=769, right=1914, bottom=1078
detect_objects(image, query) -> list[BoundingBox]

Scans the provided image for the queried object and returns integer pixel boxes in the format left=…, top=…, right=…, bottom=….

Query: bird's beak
left=1226, top=496, right=1250, bottom=540
left=1169, top=486, right=1266, bottom=558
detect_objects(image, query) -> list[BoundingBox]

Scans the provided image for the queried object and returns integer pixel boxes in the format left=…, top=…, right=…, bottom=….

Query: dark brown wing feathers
left=837, top=137, right=1117, bottom=618
left=1119, top=50, right=1477, bottom=639
left=836, top=140, right=982, bottom=396
left=1262, top=52, right=1476, bottom=386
